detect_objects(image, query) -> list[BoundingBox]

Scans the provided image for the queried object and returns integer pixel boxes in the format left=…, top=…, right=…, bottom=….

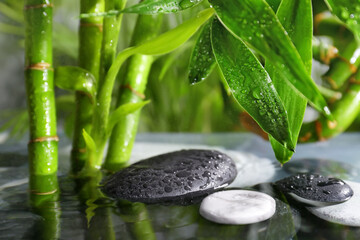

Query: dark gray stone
left=101, top=149, right=237, bottom=205
left=275, top=174, right=353, bottom=206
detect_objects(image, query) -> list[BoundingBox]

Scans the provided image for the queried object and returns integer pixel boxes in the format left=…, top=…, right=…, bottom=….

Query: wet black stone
left=275, top=174, right=354, bottom=206
left=101, top=149, right=237, bottom=205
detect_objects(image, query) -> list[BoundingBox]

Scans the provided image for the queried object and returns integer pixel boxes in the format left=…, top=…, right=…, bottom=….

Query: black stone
left=275, top=174, right=353, bottom=206
left=101, top=149, right=237, bottom=205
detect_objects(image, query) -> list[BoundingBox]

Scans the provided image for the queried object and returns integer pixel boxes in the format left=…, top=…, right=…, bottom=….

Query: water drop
left=164, top=186, right=172, bottom=193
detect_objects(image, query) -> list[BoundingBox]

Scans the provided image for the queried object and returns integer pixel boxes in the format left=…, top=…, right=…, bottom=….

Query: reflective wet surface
left=1, top=133, right=360, bottom=239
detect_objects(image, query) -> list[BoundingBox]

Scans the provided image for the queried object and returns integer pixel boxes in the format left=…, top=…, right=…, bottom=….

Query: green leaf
left=324, top=0, right=360, bottom=42
left=122, top=0, right=203, bottom=14
left=188, top=19, right=216, bottom=84
left=209, top=0, right=331, bottom=119
left=82, top=129, right=96, bottom=154
left=267, top=0, right=312, bottom=164
left=211, top=19, right=294, bottom=150
left=132, top=8, right=214, bottom=55
left=107, top=101, right=150, bottom=135
left=266, top=0, right=281, bottom=12
left=54, top=66, right=96, bottom=101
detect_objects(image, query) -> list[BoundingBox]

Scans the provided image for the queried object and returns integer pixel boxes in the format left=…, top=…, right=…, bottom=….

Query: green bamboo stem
left=314, top=12, right=353, bottom=51
left=312, top=36, right=339, bottom=65
left=98, top=0, right=127, bottom=90
left=323, top=39, right=360, bottom=90
left=71, top=0, right=104, bottom=173
left=300, top=72, right=360, bottom=142
left=103, top=14, right=162, bottom=171
left=24, top=0, right=58, bottom=193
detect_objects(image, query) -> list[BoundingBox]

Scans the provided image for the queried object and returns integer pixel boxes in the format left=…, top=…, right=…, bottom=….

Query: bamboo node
left=29, top=135, right=59, bottom=144
left=337, top=56, right=358, bottom=73
left=121, top=84, right=146, bottom=99
left=323, top=76, right=338, bottom=89
left=327, top=120, right=338, bottom=129
left=72, top=148, right=87, bottom=153
left=30, top=188, right=57, bottom=195
left=299, top=132, right=312, bottom=142
left=314, top=12, right=327, bottom=34
left=80, top=22, right=103, bottom=32
left=315, top=121, right=326, bottom=141
left=24, top=3, right=53, bottom=10
left=350, top=77, right=360, bottom=85
left=321, top=46, right=338, bottom=65
left=25, top=62, right=53, bottom=71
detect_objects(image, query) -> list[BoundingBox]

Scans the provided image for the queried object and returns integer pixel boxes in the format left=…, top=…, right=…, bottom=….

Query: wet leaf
left=188, top=19, right=216, bottom=84
left=267, top=0, right=312, bottom=164
left=324, top=0, right=360, bottom=42
left=107, top=101, right=150, bottom=135
left=266, top=0, right=281, bottom=12
left=54, top=66, right=96, bottom=101
left=122, top=0, right=203, bottom=14
left=211, top=19, right=294, bottom=150
left=209, top=0, right=331, bottom=119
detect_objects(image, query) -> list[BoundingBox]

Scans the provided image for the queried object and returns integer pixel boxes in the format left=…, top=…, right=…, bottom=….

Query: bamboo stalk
left=98, top=0, right=127, bottom=90
left=314, top=12, right=353, bottom=51
left=103, top=15, right=162, bottom=171
left=300, top=71, right=360, bottom=142
left=71, top=0, right=104, bottom=173
left=85, top=0, right=128, bottom=170
left=312, top=36, right=338, bottom=65
left=323, top=39, right=360, bottom=90
left=24, top=0, right=58, bottom=193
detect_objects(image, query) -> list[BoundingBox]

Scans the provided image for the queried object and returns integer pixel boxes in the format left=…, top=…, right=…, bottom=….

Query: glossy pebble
left=308, top=181, right=360, bottom=226
left=199, top=190, right=276, bottom=224
left=275, top=174, right=353, bottom=206
left=102, top=149, right=237, bottom=205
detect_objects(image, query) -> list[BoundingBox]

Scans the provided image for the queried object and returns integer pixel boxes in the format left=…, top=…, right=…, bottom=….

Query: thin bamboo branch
left=103, top=14, right=162, bottom=171
left=300, top=71, right=360, bottom=142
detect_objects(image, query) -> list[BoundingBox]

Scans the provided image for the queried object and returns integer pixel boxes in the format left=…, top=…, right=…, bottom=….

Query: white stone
left=307, top=180, right=360, bottom=227
left=199, top=190, right=276, bottom=225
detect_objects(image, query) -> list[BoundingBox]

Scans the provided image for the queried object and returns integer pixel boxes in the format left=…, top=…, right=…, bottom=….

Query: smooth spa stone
left=275, top=174, right=353, bottom=206
left=101, top=149, right=237, bottom=205
left=307, top=181, right=360, bottom=227
left=199, top=190, right=276, bottom=225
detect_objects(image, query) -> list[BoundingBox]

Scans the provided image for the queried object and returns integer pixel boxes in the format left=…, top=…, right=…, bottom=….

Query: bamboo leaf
left=99, top=8, right=215, bottom=120
left=82, top=129, right=96, bottom=154
left=107, top=101, right=150, bottom=135
left=211, top=19, right=294, bottom=150
left=122, top=0, right=203, bottom=14
left=324, top=0, right=360, bottom=42
left=131, top=8, right=214, bottom=55
left=54, top=66, right=96, bottom=101
left=268, top=0, right=312, bottom=164
left=266, top=0, right=281, bottom=12
left=188, top=19, right=216, bottom=84
left=209, top=0, right=331, bottom=119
